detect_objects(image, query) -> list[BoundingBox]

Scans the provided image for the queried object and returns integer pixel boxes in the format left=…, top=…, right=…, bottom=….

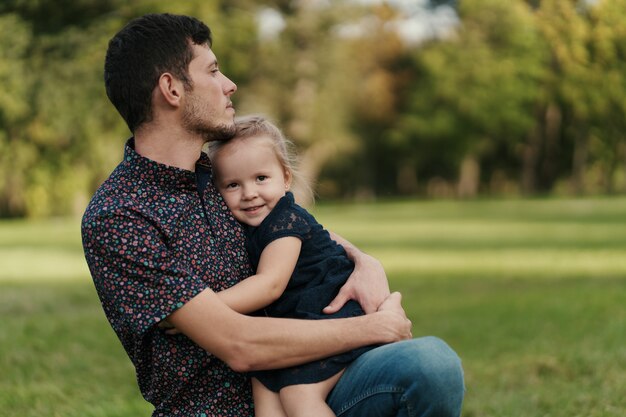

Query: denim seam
left=335, top=385, right=405, bottom=416
left=401, top=390, right=414, bottom=416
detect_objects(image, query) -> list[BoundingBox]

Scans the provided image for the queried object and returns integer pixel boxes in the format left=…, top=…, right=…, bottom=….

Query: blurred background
left=0, top=0, right=625, bottom=218
left=1, top=1, right=625, bottom=416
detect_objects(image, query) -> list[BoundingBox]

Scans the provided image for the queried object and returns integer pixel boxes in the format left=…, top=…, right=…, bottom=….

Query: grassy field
left=1, top=197, right=625, bottom=416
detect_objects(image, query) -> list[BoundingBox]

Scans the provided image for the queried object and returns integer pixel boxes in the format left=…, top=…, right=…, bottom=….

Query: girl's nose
left=242, top=185, right=257, bottom=199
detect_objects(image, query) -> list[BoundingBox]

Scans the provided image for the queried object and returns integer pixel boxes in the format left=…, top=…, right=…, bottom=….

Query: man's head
left=105, top=13, right=234, bottom=136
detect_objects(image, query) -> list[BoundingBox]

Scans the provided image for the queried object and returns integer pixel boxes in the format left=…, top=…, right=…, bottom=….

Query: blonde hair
left=209, top=115, right=314, bottom=205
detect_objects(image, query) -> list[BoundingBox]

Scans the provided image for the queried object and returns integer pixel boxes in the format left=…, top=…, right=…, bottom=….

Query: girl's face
left=213, top=136, right=291, bottom=227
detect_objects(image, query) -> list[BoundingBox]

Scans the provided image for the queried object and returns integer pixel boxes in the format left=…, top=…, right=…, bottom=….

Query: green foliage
left=0, top=7, right=129, bottom=217
left=0, top=14, right=33, bottom=216
left=585, top=0, right=626, bottom=193
left=394, top=0, right=547, bottom=195
left=1, top=1, right=625, bottom=218
left=321, top=0, right=626, bottom=199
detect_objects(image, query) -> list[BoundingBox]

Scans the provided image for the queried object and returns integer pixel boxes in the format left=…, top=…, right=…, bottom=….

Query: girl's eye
left=226, top=183, right=238, bottom=189
left=257, top=176, right=268, bottom=182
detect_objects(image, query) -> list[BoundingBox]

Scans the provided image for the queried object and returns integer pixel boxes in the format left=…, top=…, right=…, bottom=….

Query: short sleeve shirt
left=82, top=139, right=254, bottom=416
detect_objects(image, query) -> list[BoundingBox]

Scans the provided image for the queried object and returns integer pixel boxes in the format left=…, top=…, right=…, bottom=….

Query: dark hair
left=104, top=13, right=212, bottom=132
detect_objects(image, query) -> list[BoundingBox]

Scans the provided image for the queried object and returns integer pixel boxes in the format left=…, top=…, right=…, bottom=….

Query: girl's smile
left=213, top=135, right=291, bottom=227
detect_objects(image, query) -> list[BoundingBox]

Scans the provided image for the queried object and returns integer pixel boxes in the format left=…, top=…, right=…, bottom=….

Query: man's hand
left=323, top=251, right=390, bottom=315
left=375, top=292, right=413, bottom=341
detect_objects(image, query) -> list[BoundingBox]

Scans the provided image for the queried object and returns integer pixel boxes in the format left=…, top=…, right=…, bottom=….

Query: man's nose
left=222, top=73, right=237, bottom=96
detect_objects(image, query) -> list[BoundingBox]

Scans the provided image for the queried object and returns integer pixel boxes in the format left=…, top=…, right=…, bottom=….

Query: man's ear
left=157, top=73, right=184, bottom=108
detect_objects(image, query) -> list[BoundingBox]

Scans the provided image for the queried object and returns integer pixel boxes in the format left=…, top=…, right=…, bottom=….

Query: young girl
left=209, top=115, right=376, bottom=417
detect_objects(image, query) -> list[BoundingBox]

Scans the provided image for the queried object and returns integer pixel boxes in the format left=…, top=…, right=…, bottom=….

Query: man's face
left=181, top=44, right=237, bottom=142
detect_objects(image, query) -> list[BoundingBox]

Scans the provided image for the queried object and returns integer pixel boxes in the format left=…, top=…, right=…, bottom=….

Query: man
left=82, top=13, right=464, bottom=417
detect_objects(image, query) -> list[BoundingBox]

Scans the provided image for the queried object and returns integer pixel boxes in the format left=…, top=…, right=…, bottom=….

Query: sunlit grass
left=1, top=247, right=90, bottom=282
left=1, top=196, right=625, bottom=416
left=0, top=218, right=88, bottom=282
left=314, top=196, right=626, bottom=417
left=0, top=282, right=150, bottom=417
left=372, top=248, right=626, bottom=278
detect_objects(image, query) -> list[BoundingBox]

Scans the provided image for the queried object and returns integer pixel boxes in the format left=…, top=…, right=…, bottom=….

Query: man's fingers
left=323, top=289, right=351, bottom=314
left=389, top=291, right=402, bottom=302
left=378, top=292, right=404, bottom=312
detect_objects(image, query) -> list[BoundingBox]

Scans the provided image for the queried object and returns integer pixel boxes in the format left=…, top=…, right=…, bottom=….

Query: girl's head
left=209, top=115, right=311, bottom=226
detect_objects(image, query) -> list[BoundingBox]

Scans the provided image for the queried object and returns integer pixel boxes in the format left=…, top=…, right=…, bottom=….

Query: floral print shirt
left=82, top=139, right=254, bottom=416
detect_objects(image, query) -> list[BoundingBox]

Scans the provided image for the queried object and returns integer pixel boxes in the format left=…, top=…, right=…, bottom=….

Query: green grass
left=1, top=196, right=625, bottom=416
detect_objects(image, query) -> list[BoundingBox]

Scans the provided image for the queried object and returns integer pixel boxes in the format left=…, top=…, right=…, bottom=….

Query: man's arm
left=167, top=289, right=411, bottom=372
left=323, top=231, right=390, bottom=314
left=217, top=237, right=301, bottom=314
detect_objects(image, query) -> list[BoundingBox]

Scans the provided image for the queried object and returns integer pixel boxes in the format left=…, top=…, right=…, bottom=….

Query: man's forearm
left=168, top=288, right=409, bottom=372
left=232, top=313, right=394, bottom=371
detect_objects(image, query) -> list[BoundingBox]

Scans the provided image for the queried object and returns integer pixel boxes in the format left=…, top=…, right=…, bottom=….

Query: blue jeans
left=327, top=337, right=464, bottom=417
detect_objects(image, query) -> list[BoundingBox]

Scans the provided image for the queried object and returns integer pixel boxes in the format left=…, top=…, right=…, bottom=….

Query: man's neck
left=134, top=124, right=204, bottom=172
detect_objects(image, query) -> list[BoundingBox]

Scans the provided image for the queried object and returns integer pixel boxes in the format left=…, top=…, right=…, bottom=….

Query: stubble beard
left=182, top=95, right=236, bottom=143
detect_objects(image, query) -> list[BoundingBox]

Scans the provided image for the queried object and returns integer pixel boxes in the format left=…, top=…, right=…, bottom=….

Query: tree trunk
left=522, top=104, right=552, bottom=195
left=603, top=154, right=617, bottom=195
left=396, top=162, right=418, bottom=195
left=571, top=132, right=588, bottom=195
left=522, top=124, right=541, bottom=195
left=457, top=154, right=480, bottom=198
left=540, top=103, right=562, bottom=192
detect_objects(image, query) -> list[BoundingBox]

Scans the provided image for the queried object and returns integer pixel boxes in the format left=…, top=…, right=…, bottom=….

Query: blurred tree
left=0, top=0, right=124, bottom=33
left=396, top=0, right=546, bottom=197
left=534, top=0, right=626, bottom=195
left=316, top=3, right=428, bottom=200
left=347, top=3, right=414, bottom=198
left=1, top=0, right=625, bottom=217
left=0, top=1, right=125, bottom=216
left=586, top=0, right=626, bottom=193
left=239, top=0, right=366, bottom=203
left=0, top=13, right=33, bottom=216
left=0, top=0, right=258, bottom=217
left=535, top=0, right=594, bottom=194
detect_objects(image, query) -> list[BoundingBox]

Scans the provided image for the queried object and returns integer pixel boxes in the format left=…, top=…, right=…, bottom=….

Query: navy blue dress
left=245, top=192, right=374, bottom=392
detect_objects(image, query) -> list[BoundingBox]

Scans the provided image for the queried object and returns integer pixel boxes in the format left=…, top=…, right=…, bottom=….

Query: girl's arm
left=218, top=236, right=302, bottom=314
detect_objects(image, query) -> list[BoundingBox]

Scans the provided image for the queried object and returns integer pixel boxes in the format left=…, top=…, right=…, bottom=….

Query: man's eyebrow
left=208, top=59, right=218, bottom=69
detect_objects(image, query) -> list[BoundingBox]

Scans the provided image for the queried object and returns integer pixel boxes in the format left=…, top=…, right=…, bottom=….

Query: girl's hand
left=158, top=319, right=181, bottom=335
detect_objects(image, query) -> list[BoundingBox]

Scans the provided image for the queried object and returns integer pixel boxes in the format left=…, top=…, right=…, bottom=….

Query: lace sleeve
left=257, top=205, right=314, bottom=249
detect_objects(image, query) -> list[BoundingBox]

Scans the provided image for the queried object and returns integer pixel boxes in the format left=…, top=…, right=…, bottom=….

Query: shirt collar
left=122, top=138, right=211, bottom=192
